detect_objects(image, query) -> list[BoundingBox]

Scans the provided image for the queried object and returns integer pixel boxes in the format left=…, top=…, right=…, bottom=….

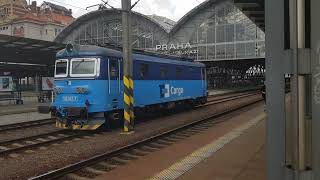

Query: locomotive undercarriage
left=50, top=97, right=207, bottom=130
left=52, top=107, right=105, bottom=130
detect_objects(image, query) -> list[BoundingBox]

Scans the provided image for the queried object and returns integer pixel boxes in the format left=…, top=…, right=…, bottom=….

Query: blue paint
left=53, top=45, right=207, bottom=126
left=53, top=79, right=206, bottom=112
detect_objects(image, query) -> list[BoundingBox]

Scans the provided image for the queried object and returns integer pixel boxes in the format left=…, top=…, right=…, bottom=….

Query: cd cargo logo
left=159, top=84, right=184, bottom=98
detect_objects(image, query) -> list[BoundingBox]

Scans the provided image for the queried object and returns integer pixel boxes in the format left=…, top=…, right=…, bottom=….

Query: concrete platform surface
left=0, top=112, right=50, bottom=126
left=177, top=116, right=266, bottom=180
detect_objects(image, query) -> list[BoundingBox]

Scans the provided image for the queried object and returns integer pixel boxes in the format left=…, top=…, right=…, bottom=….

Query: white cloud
left=34, top=0, right=206, bottom=21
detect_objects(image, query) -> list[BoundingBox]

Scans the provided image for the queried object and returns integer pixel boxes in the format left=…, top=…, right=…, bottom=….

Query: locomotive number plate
left=62, top=96, right=78, bottom=102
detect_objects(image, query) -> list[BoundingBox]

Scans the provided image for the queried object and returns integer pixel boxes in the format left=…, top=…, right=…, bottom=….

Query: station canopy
left=0, top=34, right=64, bottom=65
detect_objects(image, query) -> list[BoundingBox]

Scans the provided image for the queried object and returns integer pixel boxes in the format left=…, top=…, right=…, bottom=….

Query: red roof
left=11, top=10, right=74, bottom=26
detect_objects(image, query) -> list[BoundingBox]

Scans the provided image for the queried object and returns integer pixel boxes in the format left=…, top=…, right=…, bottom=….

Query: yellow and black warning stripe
left=55, top=121, right=102, bottom=130
left=123, top=75, right=134, bottom=132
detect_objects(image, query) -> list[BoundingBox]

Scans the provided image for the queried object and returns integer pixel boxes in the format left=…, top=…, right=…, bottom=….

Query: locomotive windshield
left=55, top=59, right=68, bottom=78
left=70, top=58, right=100, bottom=77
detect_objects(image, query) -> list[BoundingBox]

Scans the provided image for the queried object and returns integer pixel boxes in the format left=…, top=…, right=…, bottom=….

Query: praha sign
left=155, top=42, right=198, bottom=55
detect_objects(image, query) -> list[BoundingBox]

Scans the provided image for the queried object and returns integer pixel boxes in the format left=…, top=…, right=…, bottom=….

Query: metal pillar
left=311, top=0, right=320, bottom=179
left=267, top=0, right=320, bottom=179
left=266, top=0, right=286, bottom=179
left=35, top=74, right=40, bottom=93
left=122, top=0, right=134, bottom=132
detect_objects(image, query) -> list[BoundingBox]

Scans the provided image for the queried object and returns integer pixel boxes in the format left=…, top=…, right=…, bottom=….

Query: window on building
left=160, top=65, right=168, bottom=79
left=139, top=63, right=149, bottom=79
left=55, top=28, right=58, bottom=36
left=45, top=29, right=48, bottom=35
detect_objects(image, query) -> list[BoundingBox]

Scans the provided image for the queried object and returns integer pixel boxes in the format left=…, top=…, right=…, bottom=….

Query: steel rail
left=0, top=118, right=55, bottom=132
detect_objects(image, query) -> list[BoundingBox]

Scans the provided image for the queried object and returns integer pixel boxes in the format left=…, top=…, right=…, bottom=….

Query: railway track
left=29, top=92, right=262, bottom=180
left=0, top=130, right=94, bottom=156
left=0, top=92, right=260, bottom=157
left=0, top=91, right=258, bottom=134
left=203, top=91, right=259, bottom=106
left=0, top=121, right=139, bottom=156
left=0, top=118, right=55, bottom=133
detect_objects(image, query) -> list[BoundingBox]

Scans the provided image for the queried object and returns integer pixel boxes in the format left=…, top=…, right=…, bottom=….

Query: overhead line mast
left=122, top=0, right=134, bottom=133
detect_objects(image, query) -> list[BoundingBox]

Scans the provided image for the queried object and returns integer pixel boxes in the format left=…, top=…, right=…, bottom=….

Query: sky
left=34, top=0, right=206, bottom=21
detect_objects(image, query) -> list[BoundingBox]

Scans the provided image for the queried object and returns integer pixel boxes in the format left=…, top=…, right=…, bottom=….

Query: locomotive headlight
left=54, top=88, right=63, bottom=94
left=76, top=87, right=89, bottom=94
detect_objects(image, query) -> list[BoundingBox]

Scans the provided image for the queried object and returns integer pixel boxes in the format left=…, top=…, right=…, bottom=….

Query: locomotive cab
left=50, top=44, right=125, bottom=130
left=52, top=57, right=108, bottom=130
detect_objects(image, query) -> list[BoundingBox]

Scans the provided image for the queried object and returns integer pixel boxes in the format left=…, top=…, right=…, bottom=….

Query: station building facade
left=55, top=0, right=265, bottom=89
left=56, top=1, right=264, bottom=62
left=0, top=0, right=74, bottom=41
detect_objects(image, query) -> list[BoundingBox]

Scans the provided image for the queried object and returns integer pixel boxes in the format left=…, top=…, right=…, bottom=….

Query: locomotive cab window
left=160, top=65, right=168, bottom=79
left=110, top=62, right=117, bottom=78
left=139, top=63, right=149, bottom=79
left=176, top=67, right=183, bottom=78
left=55, top=59, right=68, bottom=78
left=70, top=58, right=100, bottom=77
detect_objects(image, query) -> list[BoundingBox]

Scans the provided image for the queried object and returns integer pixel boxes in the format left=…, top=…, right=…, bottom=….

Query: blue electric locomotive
left=50, top=44, right=207, bottom=130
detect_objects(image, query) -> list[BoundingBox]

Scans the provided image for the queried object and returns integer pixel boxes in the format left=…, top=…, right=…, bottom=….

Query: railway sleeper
left=146, top=143, right=164, bottom=150
left=155, top=139, right=173, bottom=145
left=25, top=141, right=37, bottom=144
left=121, top=152, right=140, bottom=159
left=98, top=162, right=118, bottom=169
left=166, top=136, right=184, bottom=141
left=65, top=173, right=91, bottom=180
left=128, top=149, right=148, bottom=156
left=0, top=146, right=10, bottom=151
left=108, top=157, right=128, bottom=165
left=36, top=138, right=49, bottom=142
left=83, top=167, right=106, bottom=175
left=139, top=145, right=159, bottom=152
left=170, top=134, right=190, bottom=139
left=148, top=142, right=167, bottom=149
left=161, top=137, right=178, bottom=143
left=118, top=153, right=138, bottom=160
left=183, top=129, right=201, bottom=134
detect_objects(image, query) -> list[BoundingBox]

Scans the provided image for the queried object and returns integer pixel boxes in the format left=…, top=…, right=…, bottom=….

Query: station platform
left=95, top=101, right=266, bottom=180
left=175, top=114, right=265, bottom=180
left=0, top=97, right=51, bottom=126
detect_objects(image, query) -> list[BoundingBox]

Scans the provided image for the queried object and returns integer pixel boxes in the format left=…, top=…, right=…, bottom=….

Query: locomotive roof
left=56, top=45, right=205, bottom=67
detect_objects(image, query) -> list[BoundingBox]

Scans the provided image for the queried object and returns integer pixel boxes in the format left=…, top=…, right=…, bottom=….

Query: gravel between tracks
left=0, top=95, right=261, bottom=180
left=0, top=124, right=57, bottom=143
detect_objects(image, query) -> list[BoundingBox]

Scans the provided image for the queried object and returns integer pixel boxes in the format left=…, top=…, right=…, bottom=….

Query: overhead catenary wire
left=45, top=0, right=89, bottom=11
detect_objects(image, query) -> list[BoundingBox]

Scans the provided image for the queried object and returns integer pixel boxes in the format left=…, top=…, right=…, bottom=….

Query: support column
left=35, top=74, right=40, bottom=93
left=311, top=0, right=320, bottom=179
left=266, top=0, right=286, bottom=179
left=122, top=0, right=134, bottom=133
